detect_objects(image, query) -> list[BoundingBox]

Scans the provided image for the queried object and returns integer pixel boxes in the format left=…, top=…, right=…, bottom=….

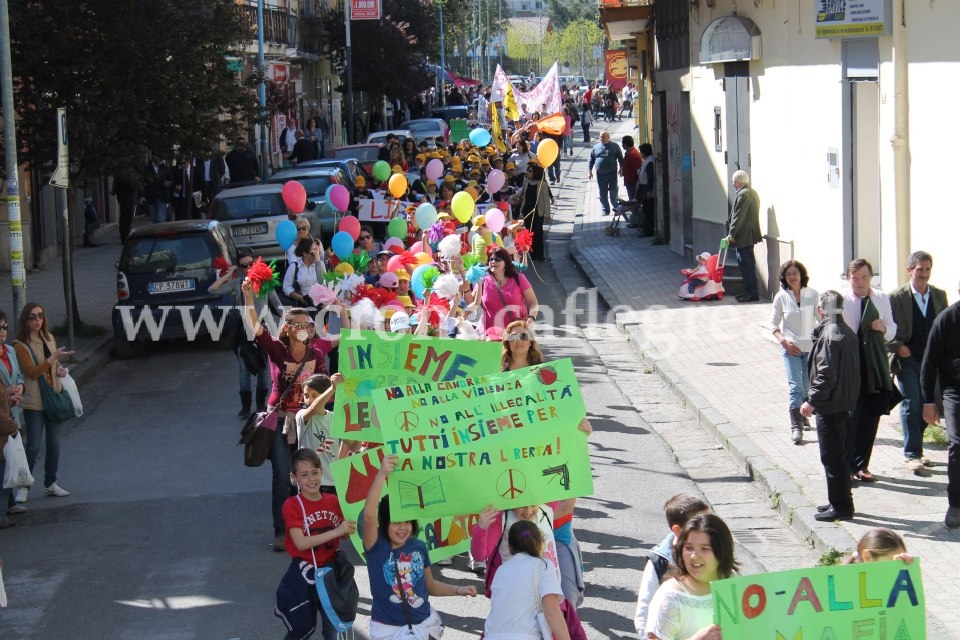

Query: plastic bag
left=2, top=432, right=34, bottom=489
left=59, top=373, right=83, bottom=417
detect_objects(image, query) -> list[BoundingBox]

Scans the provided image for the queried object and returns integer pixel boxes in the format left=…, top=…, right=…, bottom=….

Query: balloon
left=334, top=262, right=355, bottom=275
left=327, top=184, right=350, bottom=213
left=469, top=128, right=491, bottom=147
left=275, top=219, right=297, bottom=251
left=465, top=186, right=479, bottom=201
left=383, top=237, right=404, bottom=253
left=414, top=252, right=432, bottom=265
left=331, top=231, right=354, bottom=260
left=486, top=169, right=505, bottom=193
left=387, top=217, right=408, bottom=239
left=388, top=173, right=408, bottom=199
left=425, top=158, right=444, bottom=181
left=281, top=180, right=307, bottom=214
left=373, top=160, right=391, bottom=182
left=387, top=254, right=406, bottom=272
left=338, top=215, right=361, bottom=241
left=410, top=264, right=432, bottom=299
left=421, top=241, right=433, bottom=257
left=537, top=138, right=559, bottom=167
left=451, top=191, right=475, bottom=223
left=415, top=203, right=438, bottom=230
left=486, top=210, right=505, bottom=233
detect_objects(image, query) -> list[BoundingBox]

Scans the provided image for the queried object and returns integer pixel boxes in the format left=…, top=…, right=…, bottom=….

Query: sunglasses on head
left=28, top=312, right=45, bottom=321
left=506, top=332, right=531, bottom=342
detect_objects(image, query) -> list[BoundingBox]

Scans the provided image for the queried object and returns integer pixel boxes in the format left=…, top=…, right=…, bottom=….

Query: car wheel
left=113, top=335, right=135, bottom=359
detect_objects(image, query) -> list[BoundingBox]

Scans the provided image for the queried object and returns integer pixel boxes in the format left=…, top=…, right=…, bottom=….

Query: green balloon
left=387, top=217, right=408, bottom=239
left=373, top=160, right=391, bottom=182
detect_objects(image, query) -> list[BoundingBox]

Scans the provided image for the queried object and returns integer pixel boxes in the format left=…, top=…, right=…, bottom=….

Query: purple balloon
left=328, top=184, right=350, bottom=213
left=425, top=158, right=444, bottom=182
left=486, top=169, right=505, bottom=193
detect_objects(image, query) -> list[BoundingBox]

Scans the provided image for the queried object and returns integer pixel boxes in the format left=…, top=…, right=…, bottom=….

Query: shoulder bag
left=239, top=358, right=307, bottom=467
left=17, top=341, right=74, bottom=423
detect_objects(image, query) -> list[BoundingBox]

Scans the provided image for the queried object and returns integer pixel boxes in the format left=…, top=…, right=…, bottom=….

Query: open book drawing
left=398, top=477, right=446, bottom=510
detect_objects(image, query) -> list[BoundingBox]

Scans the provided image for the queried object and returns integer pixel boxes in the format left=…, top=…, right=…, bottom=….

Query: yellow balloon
left=334, top=262, right=355, bottom=275
left=451, top=191, right=475, bottom=223
left=388, top=173, right=408, bottom=199
left=537, top=138, right=559, bottom=167
left=414, top=252, right=433, bottom=265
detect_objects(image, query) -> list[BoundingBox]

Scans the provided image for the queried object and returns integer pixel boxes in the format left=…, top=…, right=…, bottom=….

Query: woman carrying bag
left=13, top=303, right=74, bottom=501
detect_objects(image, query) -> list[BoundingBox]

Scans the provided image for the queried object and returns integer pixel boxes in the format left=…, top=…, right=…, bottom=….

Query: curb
left=69, top=336, right=115, bottom=388
left=567, top=234, right=855, bottom=559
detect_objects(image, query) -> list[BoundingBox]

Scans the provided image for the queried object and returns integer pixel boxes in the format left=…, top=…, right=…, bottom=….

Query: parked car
left=366, top=129, right=415, bottom=146
left=266, top=166, right=352, bottom=242
left=400, top=118, right=450, bottom=148
left=207, top=183, right=289, bottom=264
left=296, top=157, right=373, bottom=190
left=112, top=220, right=240, bottom=358
left=431, top=105, right=470, bottom=124
left=332, top=144, right=383, bottom=174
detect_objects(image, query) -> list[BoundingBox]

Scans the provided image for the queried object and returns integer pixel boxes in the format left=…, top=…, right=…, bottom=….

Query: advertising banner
left=350, top=0, right=381, bottom=20
left=605, top=50, right=628, bottom=92
left=815, top=0, right=891, bottom=38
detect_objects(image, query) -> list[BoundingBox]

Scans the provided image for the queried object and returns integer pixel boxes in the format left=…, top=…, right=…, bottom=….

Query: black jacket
left=807, top=317, right=860, bottom=415
left=921, top=301, right=960, bottom=402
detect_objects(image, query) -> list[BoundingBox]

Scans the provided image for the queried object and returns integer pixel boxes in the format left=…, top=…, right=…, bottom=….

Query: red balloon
left=282, top=180, right=307, bottom=214
left=339, top=215, right=361, bottom=241
left=387, top=255, right=406, bottom=273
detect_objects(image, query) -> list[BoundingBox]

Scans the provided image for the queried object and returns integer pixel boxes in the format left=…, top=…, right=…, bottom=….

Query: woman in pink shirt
left=467, top=246, right=540, bottom=332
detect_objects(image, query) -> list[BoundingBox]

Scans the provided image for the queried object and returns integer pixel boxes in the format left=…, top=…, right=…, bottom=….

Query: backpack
left=315, top=554, right=359, bottom=632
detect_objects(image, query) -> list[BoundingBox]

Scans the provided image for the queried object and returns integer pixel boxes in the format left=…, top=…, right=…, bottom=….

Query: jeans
left=596, top=172, right=618, bottom=215
left=816, top=412, right=854, bottom=513
left=782, top=350, right=811, bottom=410
left=271, top=418, right=296, bottom=535
left=237, top=354, right=270, bottom=393
left=736, top=244, right=758, bottom=297
left=147, top=201, right=168, bottom=224
left=23, top=408, right=60, bottom=488
left=624, top=183, right=637, bottom=203
left=943, top=391, right=960, bottom=507
left=896, top=356, right=926, bottom=459
left=548, top=158, right=560, bottom=182
left=582, top=124, right=591, bottom=144
left=562, top=135, right=573, bottom=155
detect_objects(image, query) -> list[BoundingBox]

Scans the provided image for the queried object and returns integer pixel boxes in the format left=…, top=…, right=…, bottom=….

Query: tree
left=4, top=0, right=261, bottom=182
left=545, top=0, right=597, bottom=31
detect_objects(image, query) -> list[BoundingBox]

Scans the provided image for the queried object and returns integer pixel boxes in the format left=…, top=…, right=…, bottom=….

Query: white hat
left=390, top=312, right=412, bottom=332
left=698, top=252, right=712, bottom=260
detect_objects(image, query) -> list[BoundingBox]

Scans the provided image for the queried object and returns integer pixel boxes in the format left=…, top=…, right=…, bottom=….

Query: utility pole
left=440, top=2, right=447, bottom=106
left=346, top=0, right=355, bottom=144
left=0, top=0, right=26, bottom=327
left=256, top=0, right=268, bottom=179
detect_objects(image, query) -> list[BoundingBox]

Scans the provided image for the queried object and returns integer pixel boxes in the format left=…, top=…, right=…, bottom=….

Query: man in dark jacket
left=921, top=288, right=960, bottom=528
left=587, top=130, right=623, bottom=217
left=287, top=129, right=318, bottom=165
left=225, top=136, right=260, bottom=184
left=725, top=170, right=762, bottom=302
left=801, top=290, right=861, bottom=522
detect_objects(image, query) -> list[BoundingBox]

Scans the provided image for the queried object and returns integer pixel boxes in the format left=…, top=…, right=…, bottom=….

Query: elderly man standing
left=725, top=170, right=762, bottom=302
left=888, top=251, right=948, bottom=476
left=587, top=131, right=624, bottom=217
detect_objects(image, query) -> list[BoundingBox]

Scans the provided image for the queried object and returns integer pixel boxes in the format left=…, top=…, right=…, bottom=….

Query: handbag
left=2, top=432, right=34, bottom=489
left=533, top=558, right=554, bottom=640
left=297, top=496, right=358, bottom=632
left=238, top=358, right=308, bottom=467
left=59, top=373, right=83, bottom=417
left=17, top=341, right=74, bottom=423
left=236, top=340, right=267, bottom=375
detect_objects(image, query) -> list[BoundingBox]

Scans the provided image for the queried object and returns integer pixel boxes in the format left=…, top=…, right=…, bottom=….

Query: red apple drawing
left=537, top=366, right=558, bottom=385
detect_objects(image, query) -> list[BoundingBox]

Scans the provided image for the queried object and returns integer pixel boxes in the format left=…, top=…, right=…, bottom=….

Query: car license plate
left=148, top=279, right=195, bottom=294
left=234, top=222, right=268, bottom=237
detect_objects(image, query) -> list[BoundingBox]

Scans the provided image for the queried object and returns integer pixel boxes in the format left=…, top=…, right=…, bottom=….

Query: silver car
left=400, top=118, right=450, bottom=148
left=266, top=166, right=352, bottom=241
left=207, top=184, right=289, bottom=263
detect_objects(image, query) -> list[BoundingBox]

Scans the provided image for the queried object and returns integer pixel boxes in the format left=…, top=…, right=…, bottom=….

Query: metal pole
left=257, top=0, right=268, bottom=179
left=56, top=187, right=74, bottom=349
left=440, top=3, right=446, bottom=107
left=0, top=0, right=26, bottom=327
left=346, top=0, right=355, bottom=144
left=498, top=0, right=502, bottom=69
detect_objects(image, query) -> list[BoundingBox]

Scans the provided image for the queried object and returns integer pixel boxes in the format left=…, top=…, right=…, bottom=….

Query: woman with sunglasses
left=13, top=303, right=75, bottom=501
left=209, top=248, right=281, bottom=419
left=283, top=237, right=326, bottom=308
left=241, top=279, right=350, bottom=551
left=285, top=213, right=322, bottom=266
left=466, top=246, right=540, bottom=333
left=501, top=320, right=544, bottom=372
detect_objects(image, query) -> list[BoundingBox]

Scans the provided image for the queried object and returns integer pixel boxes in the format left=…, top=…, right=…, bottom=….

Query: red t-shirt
left=623, top=147, right=642, bottom=188
left=282, top=493, right=344, bottom=565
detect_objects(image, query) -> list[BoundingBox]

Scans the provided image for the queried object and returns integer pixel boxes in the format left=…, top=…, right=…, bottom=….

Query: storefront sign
left=815, top=0, right=891, bottom=39
left=350, top=0, right=381, bottom=20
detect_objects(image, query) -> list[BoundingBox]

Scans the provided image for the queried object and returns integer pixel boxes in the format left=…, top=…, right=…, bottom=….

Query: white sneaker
left=14, top=487, right=28, bottom=503
left=7, top=504, right=26, bottom=514
left=906, top=459, right=931, bottom=477
left=44, top=482, right=70, bottom=497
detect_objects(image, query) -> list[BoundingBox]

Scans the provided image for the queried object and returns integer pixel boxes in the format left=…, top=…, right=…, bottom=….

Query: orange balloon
left=414, top=252, right=433, bottom=265
left=388, top=173, right=408, bottom=199
left=537, top=138, right=559, bottom=167
left=465, top=186, right=479, bottom=201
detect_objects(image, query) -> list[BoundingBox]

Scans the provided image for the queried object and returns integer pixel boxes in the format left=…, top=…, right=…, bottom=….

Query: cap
left=390, top=312, right=412, bottom=332
left=394, top=269, right=411, bottom=281
left=376, top=249, right=391, bottom=257
left=415, top=154, right=426, bottom=163
left=391, top=164, right=403, bottom=174
left=396, top=294, right=414, bottom=306
left=469, top=168, right=481, bottom=176
left=467, top=154, right=482, bottom=163
left=471, top=215, right=486, bottom=231
left=379, top=272, right=400, bottom=287
left=355, top=176, right=366, bottom=188
left=467, top=180, right=479, bottom=188
left=443, top=175, right=456, bottom=183
left=505, top=162, right=516, bottom=169
left=426, top=179, right=437, bottom=186
left=483, top=326, right=504, bottom=341
left=698, top=251, right=712, bottom=260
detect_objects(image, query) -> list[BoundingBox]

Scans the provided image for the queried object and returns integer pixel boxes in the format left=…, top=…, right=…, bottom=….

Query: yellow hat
left=429, top=152, right=442, bottom=159
left=471, top=215, right=486, bottom=231
left=426, top=179, right=437, bottom=186
left=391, top=164, right=403, bottom=174
left=485, top=145, right=495, bottom=155
left=467, top=154, right=482, bottom=164
left=505, top=162, right=516, bottom=170
left=467, top=180, right=479, bottom=188
left=469, top=168, right=482, bottom=176
left=394, top=270, right=411, bottom=281
left=443, top=174, right=456, bottom=183
left=450, top=156, right=462, bottom=165
left=355, top=176, right=366, bottom=188
left=415, top=154, right=426, bottom=163
left=397, top=295, right=414, bottom=307
left=383, top=308, right=397, bottom=320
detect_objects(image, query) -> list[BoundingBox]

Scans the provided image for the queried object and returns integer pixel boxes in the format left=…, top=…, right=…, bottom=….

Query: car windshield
left=281, top=175, right=333, bottom=196
left=213, top=193, right=286, bottom=220
left=336, top=147, right=379, bottom=163
left=406, top=122, right=439, bottom=133
left=123, top=235, right=212, bottom=274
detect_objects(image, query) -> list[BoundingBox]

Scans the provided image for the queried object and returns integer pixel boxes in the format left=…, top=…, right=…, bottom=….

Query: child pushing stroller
left=679, top=250, right=725, bottom=301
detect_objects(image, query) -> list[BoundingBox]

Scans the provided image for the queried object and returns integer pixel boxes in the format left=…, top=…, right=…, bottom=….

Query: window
left=124, top=235, right=214, bottom=274
left=713, top=107, right=723, bottom=152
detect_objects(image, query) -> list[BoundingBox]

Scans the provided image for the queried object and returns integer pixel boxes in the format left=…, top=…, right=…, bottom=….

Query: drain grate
left=732, top=529, right=798, bottom=546
left=13, top=503, right=90, bottom=527
left=705, top=362, right=739, bottom=367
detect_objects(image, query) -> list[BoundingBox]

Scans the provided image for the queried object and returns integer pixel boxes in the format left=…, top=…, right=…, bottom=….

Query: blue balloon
left=331, top=231, right=354, bottom=260
left=275, top=219, right=297, bottom=251
left=469, top=128, right=492, bottom=147
left=410, top=263, right=431, bottom=299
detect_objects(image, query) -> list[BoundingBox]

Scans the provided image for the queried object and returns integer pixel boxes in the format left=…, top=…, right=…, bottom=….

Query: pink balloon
left=338, top=215, right=360, bottom=241
left=281, top=180, right=307, bottom=214
left=486, top=169, right=505, bottom=193
left=425, top=158, right=444, bottom=182
left=329, top=184, right=350, bottom=213
left=383, top=237, right=404, bottom=253
left=485, top=210, right=505, bottom=233
left=421, top=241, right=433, bottom=257
left=387, top=255, right=406, bottom=272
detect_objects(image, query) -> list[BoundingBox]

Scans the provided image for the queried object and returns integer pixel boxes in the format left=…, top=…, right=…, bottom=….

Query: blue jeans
left=237, top=354, right=270, bottom=392
left=597, top=172, right=618, bottom=215
left=548, top=158, right=560, bottom=182
left=147, top=201, right=168, bottom=224
left=896, top=356, right=925, bottom=459
left=271, top=418, right=296, bottom=535
left=782, top=350, right=811, bottom=410
left=736, top=244, right=758, bottom=297
left=562, top=135, right=573, bottom=155
left=23, top=408, right=61, bottom=488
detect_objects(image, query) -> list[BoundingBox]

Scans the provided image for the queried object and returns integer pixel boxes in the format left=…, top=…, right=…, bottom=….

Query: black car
left=295, top=157, right=372, bottom=192
left=112, top=220, right=240, bottom=358
left=431, top=105, right=471, bottom=124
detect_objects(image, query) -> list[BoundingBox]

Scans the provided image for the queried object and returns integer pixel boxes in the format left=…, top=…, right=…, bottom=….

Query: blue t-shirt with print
left=365, top=535, right=432, bottom=626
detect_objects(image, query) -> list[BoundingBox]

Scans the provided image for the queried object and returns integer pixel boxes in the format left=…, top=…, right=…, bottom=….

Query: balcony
left=598, top=0, right=654, bottom=42
left=238, top=1, right=327, bottom=55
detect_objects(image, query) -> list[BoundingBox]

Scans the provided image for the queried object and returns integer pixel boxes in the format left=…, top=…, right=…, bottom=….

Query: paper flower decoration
left=247, top=258, right=280, bottom=296
left=465, top=264, right=488, bottom=285
left=437, top=234, right=462, bottom=260
left=515, top=229, right=534, bottom=254
left=433, top=273, right=461, bottom=300
left=213, top=256, right=231, bottom=277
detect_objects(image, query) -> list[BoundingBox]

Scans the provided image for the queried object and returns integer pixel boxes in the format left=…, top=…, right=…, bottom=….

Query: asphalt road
left=0, top=223, right=818, bottom=639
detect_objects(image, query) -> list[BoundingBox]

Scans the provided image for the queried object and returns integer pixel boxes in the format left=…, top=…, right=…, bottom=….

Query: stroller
left=604, top=198, right=641, bottom=236
left=678, top=244, right=727, bottom=301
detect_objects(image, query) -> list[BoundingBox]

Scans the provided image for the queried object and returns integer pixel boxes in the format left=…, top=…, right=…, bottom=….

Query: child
left=682, top=252, right=712, bottom=294
left=275, top=449, right=357, bottom=640
left=843, top=527, right=914, bottom=564
left=362, top=455, right=476, bottom=639
left=634, top=494, right=710, bottom=637
left=645, top=513, right=738, bottom=640
left=295, top=373, right=355, bottom=493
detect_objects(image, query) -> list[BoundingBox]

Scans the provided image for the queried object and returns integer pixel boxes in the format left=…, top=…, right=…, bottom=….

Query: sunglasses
left=506, top=332, right=531, bottom=342
left=286, top=321, right=315, bottom=330
left=28, top=312, right=45, bottom=321
left=238, top=262, right=254, bottom=269
left=487, top=257, right=503, bottom=263
left=359, top=235, right=372, bottom=240
left=0, top=324, right=7, bottom=331
left=296, top=226, right=310, bottom=232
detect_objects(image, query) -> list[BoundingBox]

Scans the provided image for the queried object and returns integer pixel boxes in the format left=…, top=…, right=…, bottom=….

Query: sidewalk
left=554, top=119, right=956, bottom=637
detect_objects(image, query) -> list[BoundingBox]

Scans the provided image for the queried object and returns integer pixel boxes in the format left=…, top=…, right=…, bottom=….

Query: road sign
left=50, top=108, right=69, bottom=188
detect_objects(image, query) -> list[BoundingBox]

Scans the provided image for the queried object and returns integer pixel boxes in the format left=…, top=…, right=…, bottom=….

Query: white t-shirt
left=295, top=410, right=339, bottom=486
left=645, top=583, right=713, bottom=640
left=484, top=553, right=563, bottom=640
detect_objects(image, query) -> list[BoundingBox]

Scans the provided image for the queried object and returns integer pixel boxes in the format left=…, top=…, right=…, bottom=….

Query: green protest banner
left=712, top=559, right=925, bottom=639
left=331, top=447, right=479, bottom=562
left=330, top=330, right=501, bottom=442
left=449, top=119, right=470, bottom=142
left=373, top=359, right=591, bottom=520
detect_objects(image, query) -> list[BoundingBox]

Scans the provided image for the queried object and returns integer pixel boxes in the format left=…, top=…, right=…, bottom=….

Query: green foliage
left=817, top=548, right=845, bottom=566
left=6, top=0, right=261, bottom=181
left=546, top=0, right=598, bottom=30
left=542, top=19, right=605, bottom=74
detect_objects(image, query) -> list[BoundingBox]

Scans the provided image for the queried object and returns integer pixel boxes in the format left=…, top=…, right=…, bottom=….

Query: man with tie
left=171, top=156, right=199, bottom=221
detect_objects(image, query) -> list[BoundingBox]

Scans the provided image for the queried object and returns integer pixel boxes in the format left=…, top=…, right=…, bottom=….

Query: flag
left=491, top=102, right=507, bottom=153
left=503, top=81, right=520, bottom=123
left=535, top=111, right=565, bottom=136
